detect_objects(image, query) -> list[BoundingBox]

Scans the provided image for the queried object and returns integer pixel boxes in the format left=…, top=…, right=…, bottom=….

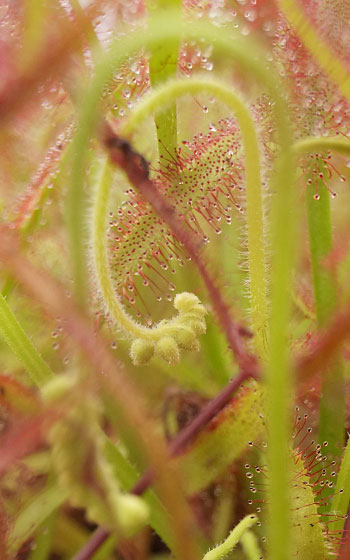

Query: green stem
left=147, top=0, right=181, bottom=161
left=92, top=158, right=144, bottom=339
left=202, top=515, right=257, bottom=560
left=306, top=173, right=334, bottom=326
left=306, top=177, right=344, bottom=457
left=0, top=293, right=54, bottom=387
left=293, top=136, right=350, bottom=459
left=122, top=77, right=268, bottom=358
left=293, top=136, right=350, bottom=157
left=91, top=156, right=206, bottom=364
left=71, top=15, right=294, bottom=559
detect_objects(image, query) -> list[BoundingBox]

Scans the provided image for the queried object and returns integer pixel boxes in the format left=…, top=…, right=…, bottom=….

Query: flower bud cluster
left=130, top=292, right=207, bottom=366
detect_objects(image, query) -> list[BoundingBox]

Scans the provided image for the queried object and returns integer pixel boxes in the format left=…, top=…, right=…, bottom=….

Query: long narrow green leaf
left=8, top=485, right=68, bottom=553
left=0, top=293, right=54, bottom=387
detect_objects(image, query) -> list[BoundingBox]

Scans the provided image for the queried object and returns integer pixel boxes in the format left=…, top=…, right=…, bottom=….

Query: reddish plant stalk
left=102, top=126, right=258, bottom=375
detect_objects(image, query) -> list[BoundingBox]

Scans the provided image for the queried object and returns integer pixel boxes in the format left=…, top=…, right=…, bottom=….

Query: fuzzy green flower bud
left=130, top=338, right=155, bottom=366
left=174, top=292, right=201, bottom=313
left=115, top=494, right=149, bottom=536
left=187, top=318, right=207, bottom=336
left=155, top=336, right=180, bottom=365
left=187, top=304, right=207, bottom=319
left=174, top=325, right=199, bottom=351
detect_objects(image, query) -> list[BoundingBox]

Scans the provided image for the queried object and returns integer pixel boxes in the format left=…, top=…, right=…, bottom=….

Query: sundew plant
left=1, top=1, right=350, bottom=559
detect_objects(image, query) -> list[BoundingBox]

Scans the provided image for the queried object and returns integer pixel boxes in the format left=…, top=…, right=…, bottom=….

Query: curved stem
left=92, top=158, right=152, bottom=339
left=279, top=0, right=350, bottom=99
left=92, top=155, right=207, bottom=368
left=122, top=77, right=268, bottom=358
left=202, top=515, right=257, bottom=560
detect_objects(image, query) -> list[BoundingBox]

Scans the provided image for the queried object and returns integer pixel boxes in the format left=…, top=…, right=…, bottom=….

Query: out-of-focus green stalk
left=293, top=137, right=350, bottom=460
left=240, top=530, right=262, bottom=560
left=306, top=177, right=344, bottom=458
left=147, top=0, right=181, bottom=162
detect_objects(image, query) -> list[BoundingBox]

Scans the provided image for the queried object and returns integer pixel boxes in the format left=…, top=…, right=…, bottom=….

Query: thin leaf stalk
left=293, top=136, right=350, bottom=459
left=267, top=140, right=295, bottom=560
left=306, top=175, right=344, bottom=458
left=147, top=0, right=181, bottom=161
